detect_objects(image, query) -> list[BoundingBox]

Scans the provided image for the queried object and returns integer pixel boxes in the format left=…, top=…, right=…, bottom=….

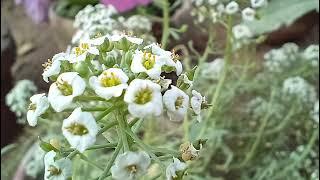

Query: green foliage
left=246, top=0, right=319, bottom=35
left=55, top=0, right=99, bottom=19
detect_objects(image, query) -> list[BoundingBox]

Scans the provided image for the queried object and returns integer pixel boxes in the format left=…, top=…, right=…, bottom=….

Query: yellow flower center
left=48, top=165, right=61, bottom=176
left=127, top=165, right=138, bottom=174
left=100, top=72, right=122, bottom=87
left=56, top=80, right=73, bottom=96
left=142, top=52, right=156, bottom=70
left=28, top=103, right=37, bottom=111
left=175, top=96, right=184, bottom=109
left=75, top=43, right=89, bottom=56
left=65, top=122, right=89, bottom=136
left=134, top=88, right=153, bottom=105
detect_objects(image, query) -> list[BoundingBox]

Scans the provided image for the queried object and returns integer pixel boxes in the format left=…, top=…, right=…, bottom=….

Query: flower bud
left=49, top=138, right=61, bottom=150
left=105, top=55, right=117, bottom=67
left=99, top=38, right=114, bottom=52
left=73, top=61, right=89, bottom=77
left=180, top=142, right=199, bottom=162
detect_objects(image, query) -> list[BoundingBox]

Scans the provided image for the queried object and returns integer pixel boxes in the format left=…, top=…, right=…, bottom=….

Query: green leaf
left=38, top=137, right=59, bottom=152
left=246, top=0, right=319, bottom=35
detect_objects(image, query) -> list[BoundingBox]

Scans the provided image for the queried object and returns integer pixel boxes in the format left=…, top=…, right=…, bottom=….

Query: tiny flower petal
left=163, top=86, right=189, bottom=122
left=62, top=108, right=100, bottom=152
left=225, top=1, right=239, bottom=15
left=27, top=93, right=49, bottom=126
left=44, top=151, right=72, bottom=180
left=166, top=157, right=187, bottom=180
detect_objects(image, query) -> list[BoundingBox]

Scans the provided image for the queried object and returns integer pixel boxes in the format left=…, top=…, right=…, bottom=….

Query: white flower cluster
left=282, top=76, right=317, bottom=104
left=264, top=43, right=319, bottom=73
left=27, top=33, right=206, bottom=179
left=311, top=100, right=319, bottom=124
left=246, top=96, right=285, bottom=120
left=200, top=58, right=224, bottom=80
left=5, top=80, right=37, bottom=124
left=72, top=4, right=154, bottom=44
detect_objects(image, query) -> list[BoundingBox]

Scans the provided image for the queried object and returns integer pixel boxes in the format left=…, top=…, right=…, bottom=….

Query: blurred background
left=1, top=0, right=319, bottom=179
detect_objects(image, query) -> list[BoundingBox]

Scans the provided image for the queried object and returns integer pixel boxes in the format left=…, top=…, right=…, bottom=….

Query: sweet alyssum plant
left=26, top=33, right=208, bottom=179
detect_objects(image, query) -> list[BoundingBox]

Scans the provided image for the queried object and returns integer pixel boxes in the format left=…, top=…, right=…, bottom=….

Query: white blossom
left=225, top=1, right=239, bottom=15
left=201, top=58, right=224, bottom=80
left=89, top=68, right=129, bottom=100
left=42, top=53, right=69, bottom=83
left=69, top=42, right=100, bottom=63
left=303, top=44, right=319, bottom=67
left=282, top=76, right=317, bottom=104
left=111, top=151, right=151, bottom=180
left=144, top=43, right=183, bottom=75
left=242, top=7, right=256, bottom=21
left=62, top=108, right=99, bottom=152
left=208, top=0, right=218, bottom=6
left=124, top=79, right=163, bottom=118
left=191, top=90, right=205, bottom=122
left=108, top=34, right=143, bottom=45
left=131, top=50, right=164, bottom=79
left=27, top=93, right=49, bottom=127
left=251, top=0, right=267, bottom=8
left=44, top=151, right=72, bottom=180
left=163, top=86, right=190, bottom=122
left=232, top=24, right=252, bottom=40
left=166, top=157, right=187, bottom=180
left=48, top=72, right=86, bottom=112
left=124, top=15, right=152, bottom=32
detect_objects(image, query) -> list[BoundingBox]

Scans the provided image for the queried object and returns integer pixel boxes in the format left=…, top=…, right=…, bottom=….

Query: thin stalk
left=86, top=143, right=117, bottom=151
left=98, top=120, right=117, bottom=135
left=161, top=0, right=170, bottom=49
left=96, top=104, right=122, bottom=122
left=98, top=141, right=123, bottom=180
left=117, top=112, right=130, bottom=151
left=74, top=96, right=105, bottom=101
left=79, top=153, right=104, bottom=171
left=124, top=128, right=166, bottom=170
left=67, top=150, right=78, bottom=159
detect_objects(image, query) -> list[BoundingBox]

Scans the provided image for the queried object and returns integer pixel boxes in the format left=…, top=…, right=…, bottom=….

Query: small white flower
left=242, top=7, right=256, bottom=21
left=131, top=50, right=164, bottom=79
left=163, top=86, right=190, bottom=122
left=208, top=0, right=218, bottom=6
left=111, top=151, right=151, bottom=180
left=48, top=72, right=86, bottom=112
left=201, top=58, right=224, bottom=80
left=89, top=68, right=129, bottom=100
left=232, top=24, right=253, bottom=39
left=217, top=3, right=225, bottom=15
left=108, top=34, right=143, bottom=45
left=311, top=100, right=319, bottom=124
left=304, top=44, right=319, bottom=67
left=27, top=93, right=49, bottom=126
left=251, top=0, right=267, bottom=8
left=282, top=76, right=317, bottom=104
left=44, top=151, right=72, bottom=180
left=144, top=43, right=183, bottom=75
left=62, top=108, right=99, bottom=152
left=124, top=79, right=163, bottom=118
left=69, top=41, right=99, bottom=63
left=42, top=53, right=69, bottom=83
left=191, top=90, right=205, bottom=122
left=166, top=157, right=187, bottom=180
left=225, top=1, right=239, bottom=15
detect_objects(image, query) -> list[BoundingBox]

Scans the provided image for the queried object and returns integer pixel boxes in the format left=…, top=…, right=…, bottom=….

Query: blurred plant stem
left=161, top=0, right=170, bottom=49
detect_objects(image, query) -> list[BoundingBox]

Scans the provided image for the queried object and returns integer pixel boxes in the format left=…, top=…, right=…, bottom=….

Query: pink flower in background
left=101, top=0, right=152, bottom=12
left=15, top=0, right=52, bottom=24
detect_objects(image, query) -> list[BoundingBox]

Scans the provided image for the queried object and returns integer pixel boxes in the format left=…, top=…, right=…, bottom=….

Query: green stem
left=98, top=141, right=123, bottom=180
left=86, top=143, right=117, bottom=151
left=117, top=112, right=130, bottom=151
left=274, top=130, right=319, bottom=179
left=133, top=119, right=145, bottom=133
left=96, top=103, right=123, bottom=122
left=161, top=0, right=170, bottom=49
left=78, top=153, right=104, bottom=171
left=124, top=128, right=166, bottom=170
left=74, top=96, right=106, bottom=101
left=98, top=120, right=117, bottom=135
left=67, top=150, right=78, bottom=159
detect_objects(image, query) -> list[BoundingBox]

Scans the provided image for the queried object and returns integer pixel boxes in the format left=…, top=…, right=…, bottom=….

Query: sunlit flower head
left=27, top=93, right=49, bottom=126
left=69, top=42, right=100, bottom=63
left=124, top=79, right=163, bottom=118
left=163, top=86, right=189, bottom=122
left=48, top=72, right=86, bottom=112
left=232, top=24, right=253, bottom=40
left=111, top=151, right=151, bottom=180
left=225, top=1, right=239, bottom=15
left=89, top=68, right=129, bottom=100
left=62, top=108, right=100, bottom=152
left=108, top=34, right=144, bottom=45
left=44, top=151, right=72, bottom=180
left=242, top=7, right=256, bottom=21
left=42, top=53, right=70, bottom=83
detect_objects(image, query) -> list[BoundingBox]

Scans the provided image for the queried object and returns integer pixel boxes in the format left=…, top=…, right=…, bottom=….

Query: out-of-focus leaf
left=246, top=0, right=319, bottom=35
